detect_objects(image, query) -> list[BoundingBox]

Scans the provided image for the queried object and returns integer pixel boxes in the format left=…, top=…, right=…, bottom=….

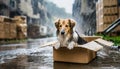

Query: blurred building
left=0, top=0, right=21, bottom=17
left=0, top=0, right=10, bottom=16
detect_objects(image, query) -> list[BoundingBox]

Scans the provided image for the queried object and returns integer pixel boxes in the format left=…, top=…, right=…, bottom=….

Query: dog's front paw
left=54, top=42, right=60, bottom=49
left=67, top=42, right=75, bottom=50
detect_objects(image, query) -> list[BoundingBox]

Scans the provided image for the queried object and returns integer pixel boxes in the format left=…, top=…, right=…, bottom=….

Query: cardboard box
left=17, top=32, right=26, bottom=39
left=17, top=24, right=27, bottom=39
left=0, top=31, right=5, bottom=39
left=54, top=47, right=96, bottom=63
left=99, top=15, right=118, bottom=24
left=103, top=23, right=111, bottom=30
left=0, top=23, right=4, bottom=31
left=97, top=23, right=111, bottom=32
left=4, top=23, right=10, bottom=39
left=41, top=37, right=113, bottom=64
left=9, top=23, right=17, bottom=39
left=102, top=7, right=118, bottom=15
left=82, top=36, right=102, bottom=42
left=101, top=0, right=117, bottom=7
left=53, top=36, right=103, bottom=63
left=97, top=22, right=120, bottom=33
left=0, top=22, right=17, bottom=39
left=96, top=0, right=119, bottom=33
left=102, top=23, right=120, bottom=32
left=14, top=16, right=26, bottom=24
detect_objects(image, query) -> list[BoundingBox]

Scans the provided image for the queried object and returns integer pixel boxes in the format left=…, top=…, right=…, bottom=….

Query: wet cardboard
left=53, top=47, right=97, bottom=63
left=41, top=36, right=113, bottom=63
left=53, top=36, right=103, bottom=63
left=95, top=38, right=114, bottom=46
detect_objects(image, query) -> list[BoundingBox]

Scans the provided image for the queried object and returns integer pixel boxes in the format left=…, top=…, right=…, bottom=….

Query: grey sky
left=48, top=0, right=75, bottom=14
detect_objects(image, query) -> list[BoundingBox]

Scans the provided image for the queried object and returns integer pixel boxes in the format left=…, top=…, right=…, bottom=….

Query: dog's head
left=55, top=19, right=76, bottom=36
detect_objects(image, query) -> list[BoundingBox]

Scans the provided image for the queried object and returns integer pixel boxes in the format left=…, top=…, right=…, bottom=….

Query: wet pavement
left=0, top=37, right=120, bottom=69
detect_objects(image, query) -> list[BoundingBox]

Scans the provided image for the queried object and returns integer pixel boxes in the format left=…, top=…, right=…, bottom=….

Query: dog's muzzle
left=61, top=30, right=65, bottom=35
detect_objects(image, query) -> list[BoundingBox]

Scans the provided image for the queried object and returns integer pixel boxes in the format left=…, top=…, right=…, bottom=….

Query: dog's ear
left=68, top=19, right=76, bottom=28
left=55, top=19, right=60, bottom=29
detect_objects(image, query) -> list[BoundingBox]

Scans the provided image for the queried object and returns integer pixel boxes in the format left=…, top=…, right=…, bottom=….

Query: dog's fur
left=54, top=19, right=87, bottom=49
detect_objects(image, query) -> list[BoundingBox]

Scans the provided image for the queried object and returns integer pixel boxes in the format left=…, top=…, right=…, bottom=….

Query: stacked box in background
left=17, top=24, right=27, bottom=39
left=9, top=23, right=17, bottom=39
left=4, top=23, right=10, bottom=39
left=96, top=0, right=120, bottom=32
left=0, top=23, right=5, bottom=39
left=13, top=16, right=27, bottom=39
left=0, top=16, right=17, bottom=39
left=101, top=0, right=117, bottom=7
left=0, top=16, right=27, bottom=39
left=0, top=16, right=6, bottom=39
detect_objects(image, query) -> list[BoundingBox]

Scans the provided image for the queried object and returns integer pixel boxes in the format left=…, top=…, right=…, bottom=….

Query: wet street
left=0, top=37, right=120, bottom=69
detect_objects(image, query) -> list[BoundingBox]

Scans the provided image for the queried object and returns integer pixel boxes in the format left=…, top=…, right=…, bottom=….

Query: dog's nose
left=61, top=31, right=65, bottom=35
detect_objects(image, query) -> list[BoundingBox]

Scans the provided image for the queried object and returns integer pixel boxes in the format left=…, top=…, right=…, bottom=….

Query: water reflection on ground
left=0, top=37, right=120, bottom=69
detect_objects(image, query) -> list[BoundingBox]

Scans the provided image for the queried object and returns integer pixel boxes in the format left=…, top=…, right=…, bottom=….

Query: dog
left=54, top=19, right=87, bottom=49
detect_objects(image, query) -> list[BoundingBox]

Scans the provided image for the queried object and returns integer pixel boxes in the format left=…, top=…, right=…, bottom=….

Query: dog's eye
left=65, top=25, right=68, bottom=27
left=59, top=25, right=62, bottom=27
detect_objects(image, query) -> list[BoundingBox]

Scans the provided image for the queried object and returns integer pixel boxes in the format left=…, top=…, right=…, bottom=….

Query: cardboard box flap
left=81, top=36, right=102, bottom=42
left=78, top=41, right=103, bottom=51
left=95, top=38, right=114, bottom=46
left=41, top=41, right=58, bottom=47
left=41, top=41, right=103, bottom=51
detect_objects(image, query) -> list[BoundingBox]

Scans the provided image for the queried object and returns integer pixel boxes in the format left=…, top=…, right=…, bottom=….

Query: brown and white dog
left=54, top=19, right=87, bottom=49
